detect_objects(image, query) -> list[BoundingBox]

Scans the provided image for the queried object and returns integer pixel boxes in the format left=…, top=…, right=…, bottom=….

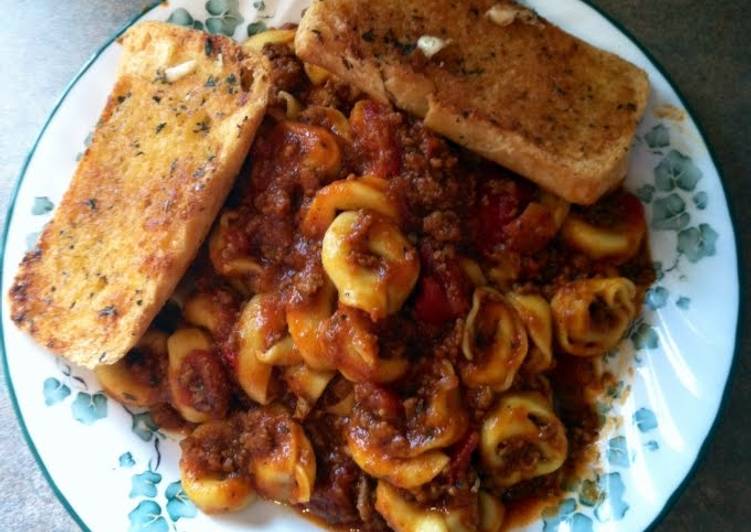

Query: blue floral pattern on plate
left=2, top=0, right=737, bottom=531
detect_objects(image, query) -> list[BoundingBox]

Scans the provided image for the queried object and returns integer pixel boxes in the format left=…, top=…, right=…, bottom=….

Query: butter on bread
left=295, top=0, right=649, bottom=205
left=9, top=21, right=270, bottom=368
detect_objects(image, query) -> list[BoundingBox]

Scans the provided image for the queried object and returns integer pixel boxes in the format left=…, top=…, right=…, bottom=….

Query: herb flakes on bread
left=9, top=21, right=270, bottom=368
left=295, top=0, right=649, bottom=205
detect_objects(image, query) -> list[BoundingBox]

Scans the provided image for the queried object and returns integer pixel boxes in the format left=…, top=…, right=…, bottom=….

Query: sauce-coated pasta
left=96, top=35, right=654, bottom=531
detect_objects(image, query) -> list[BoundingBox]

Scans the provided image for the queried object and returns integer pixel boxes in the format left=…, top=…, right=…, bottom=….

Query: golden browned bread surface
left=295, top=0, right=649, bottom=204
left=9, top=21, right=270, bottom=368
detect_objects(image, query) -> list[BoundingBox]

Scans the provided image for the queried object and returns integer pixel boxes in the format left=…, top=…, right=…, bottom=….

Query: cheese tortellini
left=374, top=482, right=505, bottom=532
left=274, top=121, right=342, bottom=178
left=167, top=328, right=229, bottom=423
left=179, top=407, right=316, bottom=511
left=551, top=277, right=637, bottom=357
left=247, top=407, right=317, bottom=504
left=209, top=210, right=262, bottom=279
left=233, top=295, right=279, bottom=404
left=242, top=28, right=295, bottom=51
left=375, top=481, right=449, bottom=531
left=507, top=292, right=554, bottom=373
left=282, top=363, right=335, bottom=418
left=180, top=420, right=256, bottom=513
left=561, top=192, right=646, bottom=264
left=345, top=361, right=467, bottom=489
left=347, top=438, right=449, bottom=489
left=95, top=330, right=167, bottom=407
left=286, top=279, right=337, bottom=370
left=323, top=305, right=408, bottom=383
left=322, top=211, right=419, bottom=320
left=461, top=287, right=528, bottom=391
left=302, top=175, right=399, bottom=237
left=481, top=392, right=568, bottom=488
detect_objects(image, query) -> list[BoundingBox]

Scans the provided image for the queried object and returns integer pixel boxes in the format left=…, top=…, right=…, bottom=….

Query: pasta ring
left=561, top=192, right=646, bottom=264
left=551, top=277, right=637, bottom=357
left=242, top=28, right=295, bottom=52
left=507, top=292, right=554, bottom=373
left=282, top=364, right=336, bottom=419
left=180, top=420, right=255, bottom=513
left=95, top=330, right=167, bottom=407
left=300, top=105, right=352, bottom=142
left=233, top=295, right=280, bottom=404
left=302, top=176, right=399, bottom=237
left=375, top=481, right=451, bottom=531
left=246, top=407, right=317, bottom=504
left=167, top=328, right=228, bottom=423
left=478, top=491, right=506, bottom=532
left=209, top=210, right=262, bottom=278
left=322, top=211, right=419, bottom=320
left=461, top=287, right=528, bottom=391
left=480, top=392, right=568, bottom=488
left=286, top=279, right=338, bottom=370
left=322, top=305, right=408, bottom=383
left=347, top=431, right=449, bottom=489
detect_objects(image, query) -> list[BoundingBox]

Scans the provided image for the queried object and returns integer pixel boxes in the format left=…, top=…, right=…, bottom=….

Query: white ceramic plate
left=1, top=1, right=739, bottom=531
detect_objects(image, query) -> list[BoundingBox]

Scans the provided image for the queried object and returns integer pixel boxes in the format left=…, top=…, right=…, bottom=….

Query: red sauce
left=114, top=37, right=655, bottom=531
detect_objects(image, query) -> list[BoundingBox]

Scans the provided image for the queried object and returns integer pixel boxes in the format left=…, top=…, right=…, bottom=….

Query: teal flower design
left=651, top=193, right=689, bottom=230
left=644, top=124, right=670, bottom=149
left=677, top=224, right=718, bottom=262
left=645, top=286, right=669, bottom=310
left=32, top=196, right=54, bottom=215
left=119, top=452, right=136, bottom=468
left=128, top=500, right=168, bottom=532
left=247, top=21, right=268, bottom=36
left=606, top=436, right=629, bottom=468
left=654, top=150, right=702, bottom=192
left=167, top=8, right=193, bottom=25
left=676, top=296, right=691, bottom=310
left=543, top=498, right=576, bottom=531
left=594, top=473, right=628, bottom=522
left=165, top=481, right=198, bottom=521
left=543, top=499, right=593, bottom=531
left=570, top=513, right=594, bottom=532
left=71, top=392, right=107, bottom=424
left=693, top=191, right=709, bottom=210
left=43, top=377, right=71, bottom=405
left=130, top=469, right=162, bottom=498
left=205, top=0, right=244, bottom=36
left=652, top=261, right=664, bottom=281
left=635, top=184, right=655, bottom=203
left=634, top=408, right=658, bottom=432
left=631, top=322, right=659, bottom=350
left=645, top=440, right=660, bottom=451
left=167, top=8, right=204, bottom=30
left=131, top=411, right=159, bottom=442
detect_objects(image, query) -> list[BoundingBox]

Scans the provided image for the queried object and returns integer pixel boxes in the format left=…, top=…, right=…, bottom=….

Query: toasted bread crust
left=295, top=0, right=649, bottom=204
left=9, top=22, right=270, bottom=368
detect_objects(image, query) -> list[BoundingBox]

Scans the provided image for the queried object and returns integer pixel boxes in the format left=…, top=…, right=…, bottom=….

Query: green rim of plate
left=0, top=1, right=741, bottom=531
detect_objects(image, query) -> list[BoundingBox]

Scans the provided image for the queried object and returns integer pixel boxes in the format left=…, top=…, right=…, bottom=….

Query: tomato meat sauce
left=107, top=37, right=655, bottom=531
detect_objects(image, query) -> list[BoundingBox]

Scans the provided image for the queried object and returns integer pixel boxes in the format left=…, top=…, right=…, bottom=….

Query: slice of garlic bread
left=9, top=21, right=270, bottom=368
left=295, top=0, right=649, bottom=205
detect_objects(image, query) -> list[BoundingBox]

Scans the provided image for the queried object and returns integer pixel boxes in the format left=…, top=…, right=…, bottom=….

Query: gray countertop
left=0, top=1, right=748, bottom=530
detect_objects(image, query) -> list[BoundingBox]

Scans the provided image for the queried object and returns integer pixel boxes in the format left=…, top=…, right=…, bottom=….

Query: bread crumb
left=654, top=104, right=685, bottom=122
left=164, top=60, right=197, bottom=82
left=417, top=35, right=451, bottom=58
left=485, top=4, right=541, bottom=27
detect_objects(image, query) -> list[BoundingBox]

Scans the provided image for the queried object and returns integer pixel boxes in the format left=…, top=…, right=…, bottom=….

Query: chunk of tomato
left=413, top=276, right=455, bottom=325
